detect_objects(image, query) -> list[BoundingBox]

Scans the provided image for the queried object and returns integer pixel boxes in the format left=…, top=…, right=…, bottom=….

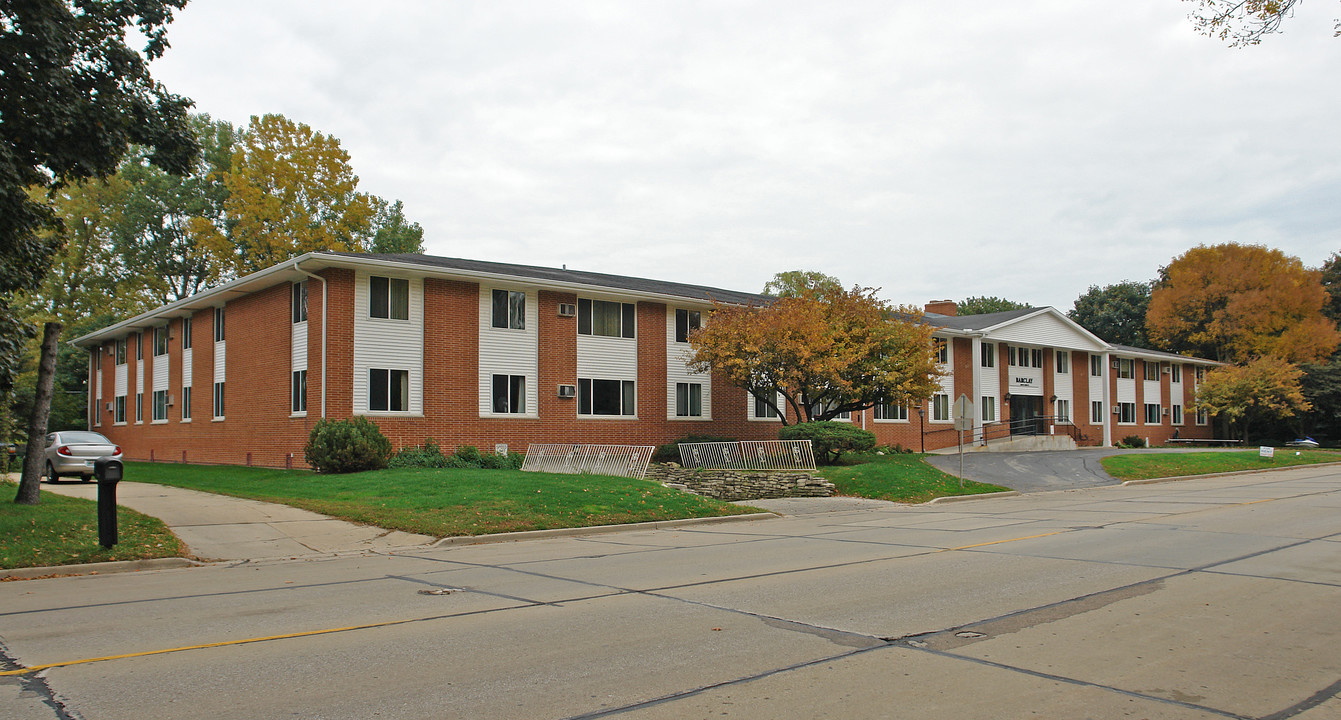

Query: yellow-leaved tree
left=1195, top=356, right=1310, bottom=442
left=689, top=284, right=943, bottom=424
left=198, top=114, right=377, bottom=278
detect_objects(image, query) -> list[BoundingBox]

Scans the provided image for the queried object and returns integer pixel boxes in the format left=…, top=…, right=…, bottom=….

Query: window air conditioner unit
left=106, top=402, right=113, bottom=412
left=1163, top=407, right=1169, bottom=415
left=1112, top=406, right=1121, bottom=415
left=558, top=303, right=577, bottom=317
left=557, top=384, right=577, bottom=398
left=167, top=394, right=175, bottom=406
left=1162, top=366, right=1171, bottom=374
left=1111, top=359, right=1121, bottom=369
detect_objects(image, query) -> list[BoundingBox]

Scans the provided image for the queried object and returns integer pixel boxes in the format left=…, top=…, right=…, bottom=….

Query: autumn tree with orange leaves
left=1146, top=243, right=1339, bottom=365
left=688, top=284, right=943, bottom=424
left=1195, top=356, right=1310, bottom=442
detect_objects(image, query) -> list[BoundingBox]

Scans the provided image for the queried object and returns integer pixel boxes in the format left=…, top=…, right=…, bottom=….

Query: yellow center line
left=945, top=530, right=1068, bottom=552
left=0, top=619, right=407, bottom=677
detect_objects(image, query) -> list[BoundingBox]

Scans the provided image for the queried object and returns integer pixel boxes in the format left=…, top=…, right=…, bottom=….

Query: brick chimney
left=925, top=299, right=957, bottom=316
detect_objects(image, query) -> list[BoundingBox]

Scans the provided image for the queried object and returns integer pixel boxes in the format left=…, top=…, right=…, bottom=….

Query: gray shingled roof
left=921, top=307, right=1041, bottom=331
left=324, top=251, right=772, bottom=306
left=1109, top=343, right=1217, bottom=364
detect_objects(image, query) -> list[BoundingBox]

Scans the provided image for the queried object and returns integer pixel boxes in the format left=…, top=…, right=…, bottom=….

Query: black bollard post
left=94, top=457, right=123, bottom=548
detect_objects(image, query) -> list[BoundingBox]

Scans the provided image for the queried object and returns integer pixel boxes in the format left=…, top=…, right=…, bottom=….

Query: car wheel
left=81, top=475, right=93, bottom=483
left=44, top=461, right=58, bottom=483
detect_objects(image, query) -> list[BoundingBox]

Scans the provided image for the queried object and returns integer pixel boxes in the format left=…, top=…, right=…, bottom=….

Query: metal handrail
left=924, top=415, right=1088, bottom=447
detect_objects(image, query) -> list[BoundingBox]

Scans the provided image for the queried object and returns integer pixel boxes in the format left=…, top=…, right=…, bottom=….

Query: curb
left=429, top=512, right=778, bottom=548
left=1120, top=460, right=1341, bottom=486
left=925, top=490, right=1020, bottom=504
left=1, top=557, right=200, bottom=582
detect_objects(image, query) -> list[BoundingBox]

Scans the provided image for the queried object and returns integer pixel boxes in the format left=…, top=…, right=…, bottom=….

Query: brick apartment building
left=74, top=252, right=1216, bottom=467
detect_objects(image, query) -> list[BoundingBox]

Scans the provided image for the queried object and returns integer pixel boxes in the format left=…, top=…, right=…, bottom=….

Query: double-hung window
left=292, top=370, right=307, bottom=414
left=214, top=308, right=225, bottom=342
left=1144, top=361, right=1161, bottom=381
left=116, top=339, right=127, bottom=365
left=370, top=277, right=409, bottom=320
left=1145, top=403, right=1162, bottom=424
left=135, top=392, right=142, bottom=423
left=1055, top=351, right=1069, bottom=374
left=1117, top=358, right=1135, bottom=379
left=578, top=299, right=635, bottom=338
left=182, top=317, right=192, bottom=349
left=675, top=309, right=700, bottom=343
left=369, top=369, right=409, bottom=412
left=1118, top=402, right=1136, bottom=423
left=1055, top=398, right=1070, bottom=423
left=153, top=326, right=169, bottom=356
left=1091, top=400, right=1103, bottom=424
left=675, top=382, right=702, bottom=417
left=981, top=343, right=995, bottom=368
left=754, top=395, right=780, bottom=419
left=1030, top=348, right=1043, bottom=368
left=491, top=290, right=525, bottom=330
left=213, top=382, right=225, bottom=419
left=874, top=402, right=908, bottom=421
left=492, top=374, right=526, bottom=414
left=1090, top=354, right=1103, bottom=377
left=293, top=281, right=308, bottom=323
left=152, top=390, right=168, bottom=421
left=182, top=386, right=192, bottom=421
left=981, top=396, right=997, bottom=422
left=114, top=396, right=126, bottom=424
left=1170, top=364, right=1181, bottom=382
left=933, top=338, right=948, bottom=364
left=931, top=393, right=950, bottom=421
left=578, top=378, right=635, bottom=416
left=1171, top=404, right=1184, bottom=424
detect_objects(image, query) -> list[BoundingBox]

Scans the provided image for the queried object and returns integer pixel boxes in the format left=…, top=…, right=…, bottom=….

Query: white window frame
left=1090, top=354, right=1103, bottom=377
left=491, top=373, right=527, bottom=414
left=491, top=289, right=526, bottom=330
left=1055, top=350, right=1069, bottom=374
left=1118, top=402, right=1136, bottom=424
left=578, top=378, right=636, bottom=417
left=1090, top=400, right=1103, bottom=424
left=1117, top=358, right=1135, bottom=380
left=369, top=368, right=410, bottom=412
left=874, top=402, right=908, bottom=421
left=931, top=393, right=950, bottom=422
left=981, top=343, right=995, bottom=368
left=675, top=382, right=703, bottom=417
left=292, top=281, right=308, bottom=324
left=981, top=396, right=996, bottom=423
left=1171, top=404, right=1184, bottom=425
left=578, top=298, right=635, bottom=339
left=370, top=276, right=410, bottom=321
left=182, top=386, right=191, bottom=422
left=1055, top=398, right=1070, bottom=423
left=934, top=338, right=948, bottom=364
left=292, top=370, right=308, bottom=415
left=152, top=389, right=168, bottom=422
left=212, top=381, right=225, bottom=420
left=1145, top=403, right=1161, bottom=425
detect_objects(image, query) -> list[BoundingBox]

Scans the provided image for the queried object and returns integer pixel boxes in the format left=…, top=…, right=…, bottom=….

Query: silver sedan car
left=43, top=431, right=122, bottom=482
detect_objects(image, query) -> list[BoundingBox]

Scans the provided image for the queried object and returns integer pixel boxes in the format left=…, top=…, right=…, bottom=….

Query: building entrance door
left=1010, top=395, right=1046, bottom=435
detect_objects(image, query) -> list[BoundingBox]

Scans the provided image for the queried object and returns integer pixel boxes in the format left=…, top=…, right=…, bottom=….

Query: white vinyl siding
left=292, top=311, right=308, bottom=371
left=934, top=337, right=954, bottom=396
left=1115, top=357, right=1136, bottom=405
left=989, top=312, right=1106, bottom=353
left=354, top=272, right=423, bottom=415
left=1143, top=368, right=1162, bottom=410
left=666, top=306, right=710, bottom=420
left=577, top=296, right=638, bottom=408
left=136, top=355, right=145, bottom=424
left=1053, top=349, right=1072, bottom=412
left=114, top=361, right=128, bottom=397
left=152, top=353, right=168, bottom=393
left=181, top=342, right=192, bottom=390
left=1169, top=367, right=1184, bottom=423
left=479, top=287, right=538, bottom=417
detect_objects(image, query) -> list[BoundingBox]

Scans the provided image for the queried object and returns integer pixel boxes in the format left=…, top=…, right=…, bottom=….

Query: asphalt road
left=3, top=465, right=1340, bottom=719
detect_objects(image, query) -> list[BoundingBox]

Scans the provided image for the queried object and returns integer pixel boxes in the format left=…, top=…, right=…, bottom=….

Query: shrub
left=453, top=445, right=483, bottom=465
left=304, top=417, right=393, bottom=474
left=388, top=438, right=449, bottom=469
left=480, top=452, right=524, bottom=470
left=778, top=421, right=877, bottom=465
left=652, top=434, right=737, bottom=463
left=1120, top=435, right=1147, bottom=449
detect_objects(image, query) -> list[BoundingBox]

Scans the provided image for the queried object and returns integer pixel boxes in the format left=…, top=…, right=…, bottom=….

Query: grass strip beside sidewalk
left=125, top=462, right=756, bottom=538
left=1101, top=449, right=1341, bottom=481
left=818, top=453, right=1010, bottom=503
left=0, top=482, right=186, bottom=570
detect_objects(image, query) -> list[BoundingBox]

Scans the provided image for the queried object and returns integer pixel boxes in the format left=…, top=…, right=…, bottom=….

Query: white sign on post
left=1259, top=446, right=1274, bottom=459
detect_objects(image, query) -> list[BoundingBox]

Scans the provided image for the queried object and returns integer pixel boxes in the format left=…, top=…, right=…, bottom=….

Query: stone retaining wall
left=644, top=464, right=834, bottom=501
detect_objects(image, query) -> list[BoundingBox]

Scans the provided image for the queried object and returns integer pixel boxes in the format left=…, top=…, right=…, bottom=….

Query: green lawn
left=817, top=453, right=1009, bottom=503
left=1101, top=449, right=1341, bottom=481
left=0, top=483, right=186, bottom=570
left=125, top=462, right=756, bottom=537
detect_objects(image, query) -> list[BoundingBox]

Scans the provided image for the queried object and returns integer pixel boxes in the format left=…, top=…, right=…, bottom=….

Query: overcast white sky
left=148, top=0, right=1341, bottom=311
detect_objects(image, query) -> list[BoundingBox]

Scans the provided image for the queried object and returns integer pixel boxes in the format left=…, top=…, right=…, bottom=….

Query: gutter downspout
left=293, top=261, right=328, bottom=419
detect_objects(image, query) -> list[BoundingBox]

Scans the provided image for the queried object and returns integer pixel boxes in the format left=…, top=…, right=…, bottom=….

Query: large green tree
left=115, top=114, right=238, bottom=305
left=957, top=296, right=1030, bottom=316
left=1, top=0, right=198, bottom=505
left=1184, top=0, right=1340, bottom=47
left=1195, top=356, right=1310, bottom=442
left=1069, top=281, right=1153, bottom=349
left=369, top=198, right=425, bottom=254
left=762, top=270, right=842, bottom=298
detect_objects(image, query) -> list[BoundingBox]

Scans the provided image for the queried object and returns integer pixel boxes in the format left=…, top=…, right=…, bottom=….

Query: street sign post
left=952, top=394, right=973, bottom=488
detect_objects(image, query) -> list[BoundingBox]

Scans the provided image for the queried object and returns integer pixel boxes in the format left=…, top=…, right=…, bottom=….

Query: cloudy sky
left=147, top=0, right=1341, bottom=311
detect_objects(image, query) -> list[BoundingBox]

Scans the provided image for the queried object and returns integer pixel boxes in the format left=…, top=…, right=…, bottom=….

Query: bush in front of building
left=1119, top=435, right=1147, bottom=449
left=387, top=441, right=524, bottom=470
left=388, top=438, right=449, bottom=469
left=304, top=417, right=394, bottom=473
left=779, top=421, right=876, bottom=465
left=651, top=435, right=738, bottom=464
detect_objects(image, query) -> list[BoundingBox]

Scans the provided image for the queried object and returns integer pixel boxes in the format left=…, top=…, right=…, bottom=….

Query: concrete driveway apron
left=33, top=479, right=435, bottom=561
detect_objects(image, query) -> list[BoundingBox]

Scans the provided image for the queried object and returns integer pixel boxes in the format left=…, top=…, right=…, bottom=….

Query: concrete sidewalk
left=16, top=476, right=436, bottom=561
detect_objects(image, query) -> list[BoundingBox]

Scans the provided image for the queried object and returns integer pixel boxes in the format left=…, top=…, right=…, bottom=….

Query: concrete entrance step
left=930, top=434, right=1078, bottom=454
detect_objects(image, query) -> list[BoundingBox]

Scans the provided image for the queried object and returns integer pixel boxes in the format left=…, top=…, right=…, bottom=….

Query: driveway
left=923, top=448, right=1127, bottom=492
left=23, top=477, right=436, bottom=561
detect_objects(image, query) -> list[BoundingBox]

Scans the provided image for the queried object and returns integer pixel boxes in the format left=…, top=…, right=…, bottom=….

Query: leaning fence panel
left=677, top=440, right=815, bottom=471
left=521, top=444, right=655, bottom=480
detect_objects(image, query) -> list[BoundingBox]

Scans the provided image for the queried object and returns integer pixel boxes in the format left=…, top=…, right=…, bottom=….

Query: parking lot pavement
left=2, top=465, right=1339, bottom=719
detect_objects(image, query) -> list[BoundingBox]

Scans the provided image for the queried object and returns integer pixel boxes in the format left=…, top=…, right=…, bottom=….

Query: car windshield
left=58, top=432, right=110, bottom=444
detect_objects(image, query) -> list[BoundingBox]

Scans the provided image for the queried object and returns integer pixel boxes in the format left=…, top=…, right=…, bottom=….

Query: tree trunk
left=14, top=322, right=62, bottom=505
